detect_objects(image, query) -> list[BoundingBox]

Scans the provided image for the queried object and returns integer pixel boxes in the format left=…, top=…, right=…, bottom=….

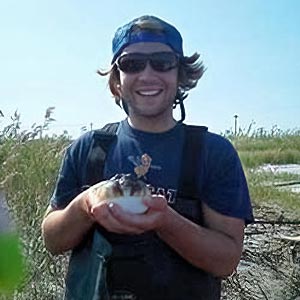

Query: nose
left=139, top=60, right=156, bottom=77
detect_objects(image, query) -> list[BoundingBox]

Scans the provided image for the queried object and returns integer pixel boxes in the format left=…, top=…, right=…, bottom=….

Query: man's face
left=116, top=42, right=179, bottom=121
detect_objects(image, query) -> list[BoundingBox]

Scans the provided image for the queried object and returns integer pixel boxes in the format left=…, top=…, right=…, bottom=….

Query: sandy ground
left=223, top=164, right=300, bottom=299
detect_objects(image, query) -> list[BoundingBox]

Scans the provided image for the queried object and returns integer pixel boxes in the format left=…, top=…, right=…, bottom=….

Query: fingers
left=91, top=202, right=144, bottom=234
left=143, top=194, right=168, bottom=211
left=108, top=197, right=168, bottom=232
left=89, top=195, right=169, bottom=234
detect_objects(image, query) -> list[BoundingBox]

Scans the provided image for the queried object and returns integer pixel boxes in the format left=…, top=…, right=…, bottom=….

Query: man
left=42, top=15, right=253, bottom=300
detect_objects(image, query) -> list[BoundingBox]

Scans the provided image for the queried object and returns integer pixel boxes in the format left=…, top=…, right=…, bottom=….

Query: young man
left=42, top=15, right=253, bottom=300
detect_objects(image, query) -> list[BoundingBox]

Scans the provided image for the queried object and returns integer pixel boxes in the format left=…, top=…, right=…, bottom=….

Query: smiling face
left=116, top=42, right=179, bottom=131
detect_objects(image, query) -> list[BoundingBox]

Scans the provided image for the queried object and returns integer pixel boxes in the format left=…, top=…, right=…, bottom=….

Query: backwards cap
left=111, top=15, right=183, bottom=63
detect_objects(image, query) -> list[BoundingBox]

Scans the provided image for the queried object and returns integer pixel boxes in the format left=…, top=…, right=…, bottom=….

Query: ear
left=115, top=83, right=122, bottom=97
left=111, top=81, right=121, bottom=98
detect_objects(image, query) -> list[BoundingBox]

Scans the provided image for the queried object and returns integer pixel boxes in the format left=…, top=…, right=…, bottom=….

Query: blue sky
left=1, top=0, right=299, bottom=137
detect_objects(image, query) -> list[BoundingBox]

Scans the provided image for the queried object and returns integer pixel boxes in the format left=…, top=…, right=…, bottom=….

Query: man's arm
left=41, top=190, right=94, bottom=255
left=157, top=202, right=244, bottom=277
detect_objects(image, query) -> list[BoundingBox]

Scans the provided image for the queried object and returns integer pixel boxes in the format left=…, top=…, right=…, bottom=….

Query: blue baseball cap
left=111, top=15, right=183, bottom=63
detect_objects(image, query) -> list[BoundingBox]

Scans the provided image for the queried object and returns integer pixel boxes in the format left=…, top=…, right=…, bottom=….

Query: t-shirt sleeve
left=49, top=133, right=92, bottom=209
left=202, top=135, right=254, bottom=224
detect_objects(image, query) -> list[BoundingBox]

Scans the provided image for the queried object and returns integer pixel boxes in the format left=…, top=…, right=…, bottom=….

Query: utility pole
left=234, top=114, right=238, bottom=137
left=90, top=122, right=93, bottom=131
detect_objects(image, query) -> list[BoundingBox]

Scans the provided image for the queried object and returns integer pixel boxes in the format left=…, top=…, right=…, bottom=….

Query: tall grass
left=1, top=109, right=70, bottom=299
left=224, top=122, right=300, bottom=169
left=223, top=123, right=300, bottom=219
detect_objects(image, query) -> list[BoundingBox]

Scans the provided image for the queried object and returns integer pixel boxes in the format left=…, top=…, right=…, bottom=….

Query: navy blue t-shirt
left=50, top=119, right=253, bottom=224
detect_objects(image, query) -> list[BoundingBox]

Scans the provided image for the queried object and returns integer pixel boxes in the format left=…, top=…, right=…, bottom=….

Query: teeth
left=137, top=90, right=160, bottom=96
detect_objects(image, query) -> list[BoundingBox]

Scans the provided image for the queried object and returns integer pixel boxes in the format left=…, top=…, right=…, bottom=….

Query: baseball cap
left=111, top=15, right=183, bottom=63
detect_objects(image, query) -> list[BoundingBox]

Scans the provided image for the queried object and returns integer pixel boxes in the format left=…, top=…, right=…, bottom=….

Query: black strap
left=177, top=124, right=208, bottom=199
left=85, top=122, right=119, bottom=186
left=99, top=122, right=120, bottom=135
left=66, top=123, right=120, bottom=300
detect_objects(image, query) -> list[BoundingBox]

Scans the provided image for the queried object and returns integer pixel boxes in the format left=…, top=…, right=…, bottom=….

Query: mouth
left=136, top=89, right=162, bottom=97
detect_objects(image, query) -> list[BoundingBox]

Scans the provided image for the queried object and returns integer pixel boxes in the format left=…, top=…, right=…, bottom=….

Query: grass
left=1, top=109, right=300, bottom=299
left=0, top=109, right=70, bottom=299
left=247, top=175, right=300, bottom=220
left=228, top=124, right=300, bottom=169
left=224, top=123, right=300, bottom=218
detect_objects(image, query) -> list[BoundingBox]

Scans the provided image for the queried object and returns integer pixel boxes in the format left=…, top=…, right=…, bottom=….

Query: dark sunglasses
left=116, top=52, right=179, bottom=74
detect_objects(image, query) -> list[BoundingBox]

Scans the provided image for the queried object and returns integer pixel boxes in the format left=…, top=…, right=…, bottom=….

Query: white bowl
left=109, top=196, right=148, bottom=214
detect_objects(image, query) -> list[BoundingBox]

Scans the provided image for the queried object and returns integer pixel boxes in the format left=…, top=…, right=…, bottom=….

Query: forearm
left=157, top=207, right=244, bottom=277
left=42, top=192, right=94, bottom=255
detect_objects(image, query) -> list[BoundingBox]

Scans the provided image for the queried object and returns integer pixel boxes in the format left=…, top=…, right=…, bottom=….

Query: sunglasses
left=116, top=52, right=179, bottom=74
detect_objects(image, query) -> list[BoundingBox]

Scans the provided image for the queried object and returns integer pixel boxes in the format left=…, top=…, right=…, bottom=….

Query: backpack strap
left=175, top=124, right=208, bottom=224
left=177, top=124, right=207, bottom=198
left=99, top=122, right=120, bottom=135
left=65, top=122, right=119, bottom=300
left=85, top=122, right=119, bottom=186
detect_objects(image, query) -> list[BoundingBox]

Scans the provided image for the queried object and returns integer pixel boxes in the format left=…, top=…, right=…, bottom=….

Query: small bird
left=134, top=153, right=152, bottom=178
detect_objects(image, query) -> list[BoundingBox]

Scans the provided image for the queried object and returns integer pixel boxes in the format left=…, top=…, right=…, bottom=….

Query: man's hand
left=90, top=195, right=168, bottom=234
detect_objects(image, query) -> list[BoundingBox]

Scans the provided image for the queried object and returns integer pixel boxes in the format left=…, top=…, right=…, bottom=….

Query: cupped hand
left=90, top=195, right=169, bottom=235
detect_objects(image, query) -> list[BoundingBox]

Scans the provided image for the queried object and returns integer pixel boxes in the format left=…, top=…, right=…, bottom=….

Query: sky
left=1, top=0, right=299, bottom=138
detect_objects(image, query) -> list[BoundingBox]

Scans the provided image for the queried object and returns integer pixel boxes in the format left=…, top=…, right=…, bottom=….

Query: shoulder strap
left=66, top=123, right=120, bottom=300
left=177, top=124, right=208, bottom=199
left=99, top=122, right=120, bottom=135
left=85, top=122, right=119, bottom=186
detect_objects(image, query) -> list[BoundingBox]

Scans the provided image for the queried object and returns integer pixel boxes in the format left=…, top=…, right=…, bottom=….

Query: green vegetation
left=0, top=109, right=70, bottom=299
left=226, top=123, right=300, bottom=169
left=1, top=110, right=300, bottom=299
left=225, top=125, right=300, bottom=219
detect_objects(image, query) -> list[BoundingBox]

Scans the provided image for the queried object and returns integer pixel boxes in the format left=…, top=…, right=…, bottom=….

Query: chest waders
left=64, top=123, right=221, bottom=300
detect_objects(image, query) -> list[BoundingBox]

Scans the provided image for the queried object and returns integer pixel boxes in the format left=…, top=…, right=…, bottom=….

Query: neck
left=128, top=115, right=177, bottom=133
